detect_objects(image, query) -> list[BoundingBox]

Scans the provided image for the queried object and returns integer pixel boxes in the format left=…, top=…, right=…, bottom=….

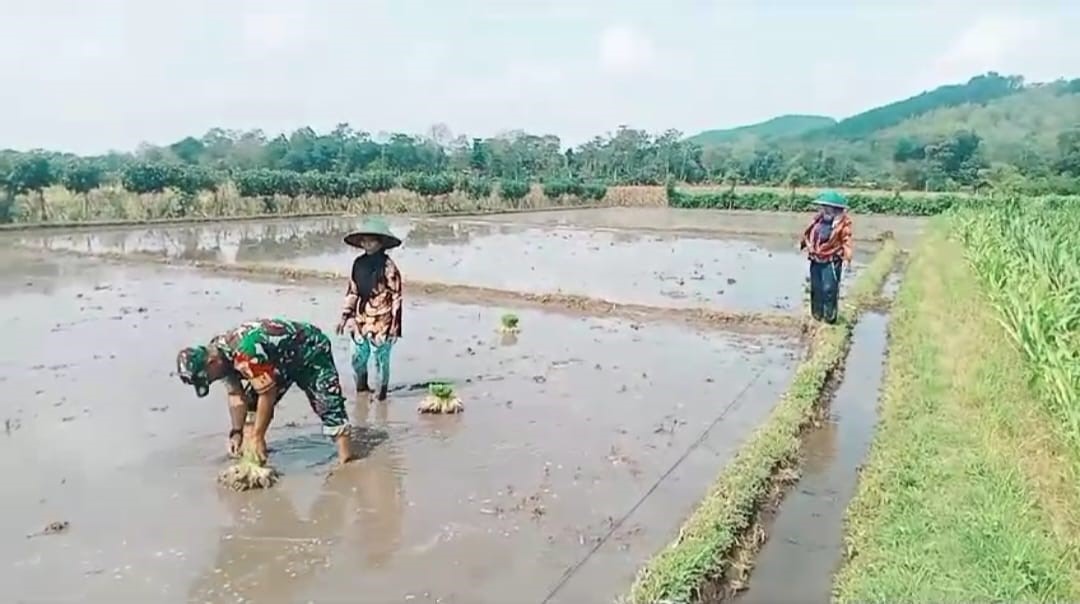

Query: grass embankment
left=627, top=239, right=899, bottom=604
left=833, top=225, right=1080, bottom=602
left=667, top=186, right=1080, bottom=217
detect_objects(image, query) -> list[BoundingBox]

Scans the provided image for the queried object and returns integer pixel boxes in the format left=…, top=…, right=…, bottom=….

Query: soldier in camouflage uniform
left=176, top=318, right=353, bottom=465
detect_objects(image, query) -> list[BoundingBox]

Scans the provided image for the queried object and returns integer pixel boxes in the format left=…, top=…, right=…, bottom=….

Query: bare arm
left=251, top=385, right=277, bottom=441
left=231, top=337, right=280, bottom=463
left=227, top=394, right=248, bottom=431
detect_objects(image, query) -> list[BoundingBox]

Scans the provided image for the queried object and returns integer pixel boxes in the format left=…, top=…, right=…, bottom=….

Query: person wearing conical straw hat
left=799, top=190, right=853, bottom=324
left=336, top=217, right=404, bottom=402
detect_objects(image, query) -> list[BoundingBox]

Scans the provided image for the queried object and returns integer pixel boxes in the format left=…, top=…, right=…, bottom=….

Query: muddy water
left=12, top=212, right=874, bottom=313
left=733, top=312, right=889, bottom=604
left=0, top=252, right=800, bottom=603
left=471, top=207, right=927, bottom=247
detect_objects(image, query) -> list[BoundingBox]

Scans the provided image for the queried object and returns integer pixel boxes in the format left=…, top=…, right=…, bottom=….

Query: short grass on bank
left=833, top=226, right=1080, bottom=602
left=627, top=240, right=899, bottom=604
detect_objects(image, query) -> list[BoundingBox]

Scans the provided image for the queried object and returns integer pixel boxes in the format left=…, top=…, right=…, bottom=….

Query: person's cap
left=176, top=345, right=211, bottom=397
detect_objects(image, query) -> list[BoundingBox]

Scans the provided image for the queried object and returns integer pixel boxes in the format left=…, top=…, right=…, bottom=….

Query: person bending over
left=176, top=318, right=354, bottom=465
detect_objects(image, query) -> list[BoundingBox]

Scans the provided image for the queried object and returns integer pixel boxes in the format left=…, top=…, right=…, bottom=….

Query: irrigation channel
left=0, top=208, right=920, bottom=603
left=733, top=310, right=891, bottom=604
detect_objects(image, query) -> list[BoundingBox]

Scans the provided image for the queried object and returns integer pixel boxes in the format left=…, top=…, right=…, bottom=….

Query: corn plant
left=953, top=200, right=1080, bottom=452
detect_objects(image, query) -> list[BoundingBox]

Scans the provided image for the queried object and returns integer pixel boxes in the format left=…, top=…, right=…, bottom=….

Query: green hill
left=805, top=72, right=1026, bottom=141
left=687, top=115, right=836, bottom=146
left=686, top=72, right=1080, bottom=192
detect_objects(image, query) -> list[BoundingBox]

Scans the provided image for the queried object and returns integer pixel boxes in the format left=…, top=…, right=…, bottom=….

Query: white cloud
left=928, top=13, right=1059, bottom=84
left=597, top=24, right=657, bottom=76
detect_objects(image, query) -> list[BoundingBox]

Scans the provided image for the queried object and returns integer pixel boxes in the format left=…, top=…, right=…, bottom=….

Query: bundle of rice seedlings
left=418, top=382, right=464, bottom=414
left=499, top=313, right=520, bottom=334
left=217, top=446, right=280, bottom=491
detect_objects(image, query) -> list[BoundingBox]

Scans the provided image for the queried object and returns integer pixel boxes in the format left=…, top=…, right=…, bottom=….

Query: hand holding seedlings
left=218, top=445, right=280, bottom=491
left=227, top=427, right=243, bottom=457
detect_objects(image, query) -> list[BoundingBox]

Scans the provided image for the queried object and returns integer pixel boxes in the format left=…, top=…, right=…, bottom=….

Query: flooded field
left=0, top=251, right=800, bottom=603
left=11, top=211, right=880, bottom=313
left=471, top=207, right=927, bottom=248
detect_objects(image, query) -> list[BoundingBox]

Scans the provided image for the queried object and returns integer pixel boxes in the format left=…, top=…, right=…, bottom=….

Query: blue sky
left=1, top=0, right=1078, bottom=154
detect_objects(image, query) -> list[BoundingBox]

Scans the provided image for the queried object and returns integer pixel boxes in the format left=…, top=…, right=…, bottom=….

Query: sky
left=1, top=0, right=1078, bottom=155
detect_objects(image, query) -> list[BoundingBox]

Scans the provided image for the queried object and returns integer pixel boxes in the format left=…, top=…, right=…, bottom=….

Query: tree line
left=2, top=70, right=1080, bottom=221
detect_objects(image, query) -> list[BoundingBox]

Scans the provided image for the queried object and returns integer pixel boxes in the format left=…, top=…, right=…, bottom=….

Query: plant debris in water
left=419, top=382, right=465, bottom=414
left=27, top=520, right=70, bottom=539
left=217, top=447, right=281, bottom=491
left=499, top=312, right=521, bottom=334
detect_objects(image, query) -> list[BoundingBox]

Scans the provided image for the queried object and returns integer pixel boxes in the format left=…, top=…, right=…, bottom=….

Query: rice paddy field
left=1, top=201, right=1076, bottom=603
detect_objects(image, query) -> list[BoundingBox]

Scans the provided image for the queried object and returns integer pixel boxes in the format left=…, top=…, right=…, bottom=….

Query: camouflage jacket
left=209, top=318, right=322, bottom=396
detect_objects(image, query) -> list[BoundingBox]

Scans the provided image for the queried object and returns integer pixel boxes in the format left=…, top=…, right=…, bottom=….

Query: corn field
left=954, top=200, right=1080, bottom=453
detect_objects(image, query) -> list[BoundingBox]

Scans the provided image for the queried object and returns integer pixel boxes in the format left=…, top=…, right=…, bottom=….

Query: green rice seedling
left=499, top=313, right=520, bottom=334
left=418, top=382, right=464, bottom=414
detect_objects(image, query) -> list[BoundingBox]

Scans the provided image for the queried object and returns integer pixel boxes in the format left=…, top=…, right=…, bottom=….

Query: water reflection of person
left=187, top=405, right=406, bottom=602
left=351, top=397, right=407, bottom=567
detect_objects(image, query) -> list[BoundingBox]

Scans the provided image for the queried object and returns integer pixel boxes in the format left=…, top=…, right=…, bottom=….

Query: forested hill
left=804, top=72, right=1027, bottom=141
left=686, top=115, right=836, bottom=146
left=2, top=72, right=1079, bottom=204
left=688, top=72, right=1080, bottom=193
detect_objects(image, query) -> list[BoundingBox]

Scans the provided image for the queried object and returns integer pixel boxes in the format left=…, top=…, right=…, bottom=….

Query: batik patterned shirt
left=340, top=256, right=403, bottom=344
left=801, top=212, right=854, bottom=263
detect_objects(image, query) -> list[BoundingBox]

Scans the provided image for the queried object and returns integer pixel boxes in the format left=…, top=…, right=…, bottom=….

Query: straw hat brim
left=343, top=231, right=402, bottom=249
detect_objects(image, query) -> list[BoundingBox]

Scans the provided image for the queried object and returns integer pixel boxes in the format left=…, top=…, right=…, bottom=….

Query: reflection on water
left=18, top=217, right=493, bottom=265
left=187, top=399, right=407, bottom=602
left=15, top=214, right=879, bottom=311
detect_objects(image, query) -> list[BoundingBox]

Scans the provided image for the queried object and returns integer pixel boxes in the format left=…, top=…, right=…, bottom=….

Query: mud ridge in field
left=29, top=247, right=806, bottom=335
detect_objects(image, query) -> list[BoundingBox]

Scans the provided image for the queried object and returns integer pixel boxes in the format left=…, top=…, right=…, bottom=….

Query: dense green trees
left=1, top=71, right=1079, bottom=222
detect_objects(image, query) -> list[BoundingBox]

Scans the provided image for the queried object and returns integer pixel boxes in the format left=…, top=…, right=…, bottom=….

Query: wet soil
left=471, top=207, right=927, bottom=248
left=11, top=211, right=875, bottom=313
left=0, top=252, right=801, bottom=603
left=731, top=311, right=889, bottom=604
left=13, top=245, right=808, bottom=336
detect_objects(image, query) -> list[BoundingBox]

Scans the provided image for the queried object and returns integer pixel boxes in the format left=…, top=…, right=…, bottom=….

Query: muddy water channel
left=0, top=251, right=800, bottom=603
left=734, top=311, right=890, bottom=604
left=13, top=211, right=875, bottom=313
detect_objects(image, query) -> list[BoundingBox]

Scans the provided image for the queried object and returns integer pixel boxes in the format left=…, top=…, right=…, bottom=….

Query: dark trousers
left=809, top=258, right=843, bottom=323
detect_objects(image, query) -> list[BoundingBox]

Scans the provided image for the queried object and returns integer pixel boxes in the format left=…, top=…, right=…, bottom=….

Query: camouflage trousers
left=241, top=331, right=351, bottom=437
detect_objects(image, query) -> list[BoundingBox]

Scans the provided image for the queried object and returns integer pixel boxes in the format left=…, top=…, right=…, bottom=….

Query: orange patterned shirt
left=340, top=256, right=403, bottom=345
left=801, top=212, right=853, bottom=263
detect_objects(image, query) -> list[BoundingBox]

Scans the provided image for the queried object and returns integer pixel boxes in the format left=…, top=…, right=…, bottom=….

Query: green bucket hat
left=344, top=217, right=402, bottom=250
left=176, top=345, right=211, bottom=398
left=814, top=190, right=849, bottom=209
